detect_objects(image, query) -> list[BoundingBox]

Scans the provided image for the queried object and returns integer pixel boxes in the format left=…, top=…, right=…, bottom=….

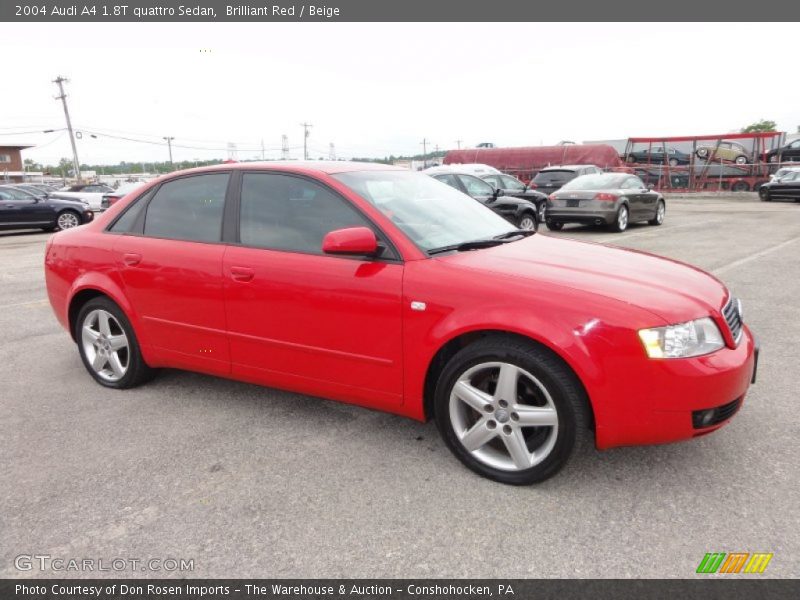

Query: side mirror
left=322, top=226, right=378, bottom=256
left=493, top=188, right=504, bottom=198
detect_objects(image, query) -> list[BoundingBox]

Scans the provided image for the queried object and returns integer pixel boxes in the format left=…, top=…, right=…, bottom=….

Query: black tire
left=611, top=204, right=629, bottom=232
left=696, top=148, right=709, bottom=158
left=545, top=220, right=563, bottom=231
left=517, top=211, right=538, bottom=232
left=731, top=181, right=750, bottom=192
left=56, top=209, right=81, bottom=230
left=759, top=187, right=770, bottom=202
left=434, top=335, right=591, bottom=485
left=648, top=200, right=665, bottom=226
left=75, top=296, right=157, bottom=389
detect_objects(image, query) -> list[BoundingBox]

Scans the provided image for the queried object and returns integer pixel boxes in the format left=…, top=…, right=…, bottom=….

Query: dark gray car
left=545, top=173, right=665, bottom=233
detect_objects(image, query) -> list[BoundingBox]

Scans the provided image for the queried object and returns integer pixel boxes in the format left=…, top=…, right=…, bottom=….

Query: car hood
left=437, top=234, right=728, bottom=324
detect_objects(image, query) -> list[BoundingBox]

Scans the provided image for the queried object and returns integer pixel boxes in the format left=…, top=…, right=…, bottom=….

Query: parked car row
left=627, top=139, right=800, bottom=166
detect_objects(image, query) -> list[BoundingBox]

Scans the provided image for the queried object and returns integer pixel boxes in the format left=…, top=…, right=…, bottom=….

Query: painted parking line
left=712, top=236, right=800, bottom=276
left=0, top=299, right=50, bottom=310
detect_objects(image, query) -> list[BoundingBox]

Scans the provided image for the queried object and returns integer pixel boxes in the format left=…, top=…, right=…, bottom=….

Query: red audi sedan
left=44, top=162, right=758, bottom=484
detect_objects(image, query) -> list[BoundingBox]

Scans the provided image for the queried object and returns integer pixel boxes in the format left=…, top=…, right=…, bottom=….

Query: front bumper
left=594, top=325, right=757, bottom=449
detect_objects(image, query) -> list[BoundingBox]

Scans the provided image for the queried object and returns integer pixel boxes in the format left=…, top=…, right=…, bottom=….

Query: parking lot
left=1, top=194, right=798, bottom=579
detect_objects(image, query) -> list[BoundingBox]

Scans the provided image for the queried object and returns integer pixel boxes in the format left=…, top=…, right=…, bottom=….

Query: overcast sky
left=1, top=22, right=798, bottom=166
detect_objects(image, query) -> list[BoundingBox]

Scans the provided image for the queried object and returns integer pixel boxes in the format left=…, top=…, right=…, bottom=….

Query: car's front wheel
left=517, top=211, right=537, bottom=231
left=434, top=336, right=590, bottom=485
left=735, top=155, right=748, bottom=165
left=611, top=205, right=629, bottom=232
left=76, top=297, right=156, bottom=389
left=57, top=210, right=80, bottom=230
left=668, top=158, right=679, bottom=167
left=759, top=187, right=770, bottom=202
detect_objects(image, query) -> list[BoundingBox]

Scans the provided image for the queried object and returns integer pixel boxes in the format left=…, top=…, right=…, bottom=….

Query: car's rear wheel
left=668, top=158, right=679, bottom=167
left=517, top=211, right=537, bottom=231
left=731, top=181, right=750, bottom=192
left=611, top=205, right=629, bottom=232
left=735, top=155, right=748, bottom=165
left=76, top=297, right=156, bottom=389
left=434, top=336, right=590, bottom=485
left=759, top=187, right=770, bottom=202
left=649, top=200, right=665, bottom=226
left=545, top=220, right=563, bottom=231
left=56, top=210, right=80, bottom=230
left=696, top=148, right=709, bottom=158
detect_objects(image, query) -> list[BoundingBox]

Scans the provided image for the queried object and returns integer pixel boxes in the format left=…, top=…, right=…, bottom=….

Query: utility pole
left=300, top=122, right=312, bottom=160
left=53, top=76, right=81, bottom=182
left=329, top=143, right=336, bottom=160
left=162, top=136, right=174, bottom=166
left=281, top=135, right=290, bottom=160
left=421, top=138, right=428, bottom=167
left=456, top=139, right=462, bottom=149
left=260, top=139, right=265, bottom=160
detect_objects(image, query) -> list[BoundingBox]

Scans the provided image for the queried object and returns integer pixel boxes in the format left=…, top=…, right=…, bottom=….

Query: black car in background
left=766, top=139, right=800, bottom=163
left=759, top=170, right=800, bottom=201
left=429, top=170, right=541, bottom=230
left=479, top=172, right=549, bottom=221
left=627, top=146, right=691, bottom=166
left=0, top=185, right=94, bottom=232
left=529, top=165, right=603, bottom=196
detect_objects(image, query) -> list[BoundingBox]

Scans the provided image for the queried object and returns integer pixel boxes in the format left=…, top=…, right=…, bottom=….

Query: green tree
left=741, top=119, right=777, bottom=133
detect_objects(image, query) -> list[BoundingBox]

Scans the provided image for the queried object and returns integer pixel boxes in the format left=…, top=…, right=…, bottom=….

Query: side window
left=482, top=175, right=501, bottom=188
left=501, top=175, right=525, bottom=191
left=239, top=173, right=373, bottom=255
left=433, top=174, right=460, bottom=189
left=108, top=189, right=152, bottom=233
left=457, top=175, right=494, bottom=196
left=143, top=173, right=229, bottom=242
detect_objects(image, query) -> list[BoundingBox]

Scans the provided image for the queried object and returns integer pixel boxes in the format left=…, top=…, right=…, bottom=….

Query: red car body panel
left=44, top=163, right=756, bottom=450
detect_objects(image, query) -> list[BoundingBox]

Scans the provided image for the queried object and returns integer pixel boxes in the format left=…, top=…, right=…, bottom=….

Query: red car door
left=113, top=172, right=231, bottom=375
left=222, top=171, right=404, bottom=409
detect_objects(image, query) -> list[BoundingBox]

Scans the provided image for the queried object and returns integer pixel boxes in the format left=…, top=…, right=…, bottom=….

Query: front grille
left=722, top=296, right=743, bottom=345
left=692, top=397, right=742, bottom=429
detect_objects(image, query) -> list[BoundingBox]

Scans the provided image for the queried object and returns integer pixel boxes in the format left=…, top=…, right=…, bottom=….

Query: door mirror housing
left=493, top=188, right=505, bottom=198
left=322, top=226, right=378, bottom=256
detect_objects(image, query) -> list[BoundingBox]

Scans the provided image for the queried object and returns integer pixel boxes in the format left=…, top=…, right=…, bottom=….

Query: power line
left=53, top=76, right=82, bottom=181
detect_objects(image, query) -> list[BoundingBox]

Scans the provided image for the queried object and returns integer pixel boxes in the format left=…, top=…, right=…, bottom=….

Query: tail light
left=107, top=196, right=121, bottom=206
left=594, top=193, right=618, bottom=201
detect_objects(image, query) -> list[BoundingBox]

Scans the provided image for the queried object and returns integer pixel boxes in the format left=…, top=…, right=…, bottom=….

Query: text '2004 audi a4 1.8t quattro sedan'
left=44, top=162, right=758, bottom=484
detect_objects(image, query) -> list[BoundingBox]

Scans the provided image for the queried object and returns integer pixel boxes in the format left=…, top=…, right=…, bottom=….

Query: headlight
left=638, top=317, right=724, bottom=359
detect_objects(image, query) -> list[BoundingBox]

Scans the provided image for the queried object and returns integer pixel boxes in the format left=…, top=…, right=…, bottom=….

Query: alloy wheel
left=80, top=309, right=130, bottom=382
left=518, top=215, right=536, bottom=231
left=655, top=202, right=665, bottom=224
left=449, top=362, right=559, bottom=471
left=57, top=212, right=79, bottom=229
left=618, top=206, right=629, bottom=230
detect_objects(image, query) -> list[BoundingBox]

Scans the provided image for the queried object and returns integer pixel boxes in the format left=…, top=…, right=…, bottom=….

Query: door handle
left=230, top=266, right=255, bottom=282
left=123, top=253, right=142, bottom=266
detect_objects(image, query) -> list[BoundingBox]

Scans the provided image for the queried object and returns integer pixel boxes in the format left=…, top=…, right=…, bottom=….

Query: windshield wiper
left=427, top=238, right=510, bottom=255
left=494, top=229, right=536, bottom=240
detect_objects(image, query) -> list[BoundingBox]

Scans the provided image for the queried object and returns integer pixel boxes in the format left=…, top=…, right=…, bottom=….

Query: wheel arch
left=422, top=329, right=596, bottom=433
left=67, top=275, right=138, bottom=343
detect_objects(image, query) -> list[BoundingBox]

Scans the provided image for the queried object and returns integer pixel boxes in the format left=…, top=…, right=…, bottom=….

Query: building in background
left=0, top=144, right=34, bottom=182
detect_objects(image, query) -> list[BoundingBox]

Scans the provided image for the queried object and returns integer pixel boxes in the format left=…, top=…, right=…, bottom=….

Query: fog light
left=692, top=409, right=716, bottom=429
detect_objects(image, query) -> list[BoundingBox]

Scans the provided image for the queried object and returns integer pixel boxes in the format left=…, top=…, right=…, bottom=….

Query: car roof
left=161, top=161, right=406, bottom=179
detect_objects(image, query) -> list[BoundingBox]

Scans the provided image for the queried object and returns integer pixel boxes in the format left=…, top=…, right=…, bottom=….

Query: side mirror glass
left=322, top=226, right=378, bottom=256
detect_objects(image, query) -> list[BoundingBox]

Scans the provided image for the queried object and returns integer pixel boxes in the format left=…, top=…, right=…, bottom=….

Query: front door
left=222, top=171, right=404, bottom=409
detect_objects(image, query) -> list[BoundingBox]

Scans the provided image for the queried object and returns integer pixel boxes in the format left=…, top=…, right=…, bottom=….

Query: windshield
left=532, top=170, right=576, bottom=185
left=560, top=174, right=626, bottom=191
left=333, top=171, right=515, bottom=252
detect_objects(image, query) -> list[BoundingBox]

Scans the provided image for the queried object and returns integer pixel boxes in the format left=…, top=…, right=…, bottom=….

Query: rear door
left=112, top=172, right=232, bottom=375
left=222, top=171, right=404, bottom=407
left=456, top=174, right=495, bottom=204
left=0, top=188, right=52, bottom=226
